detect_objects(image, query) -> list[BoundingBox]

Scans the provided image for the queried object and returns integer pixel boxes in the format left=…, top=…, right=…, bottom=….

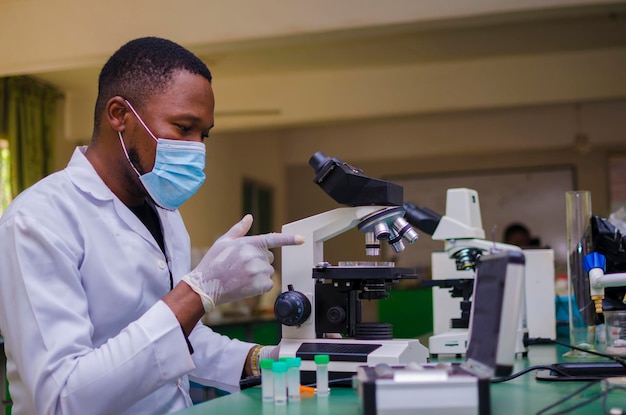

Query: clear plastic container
left=286, top=357, right=301, bottom=401
left=314, top=354, right=330, bottom=397
left=565, top=190, right=597, bottom=352
left=260, top=358, right=274, bottom=402
left=604, top=310, right=626, bottom=356
left=272, top=361, right=287, bottom=405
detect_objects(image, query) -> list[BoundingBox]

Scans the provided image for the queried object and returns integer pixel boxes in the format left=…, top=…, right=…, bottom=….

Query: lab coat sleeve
left=186, top=322, right=255, bottom=392
left=0, top=214, right=196, bottom=415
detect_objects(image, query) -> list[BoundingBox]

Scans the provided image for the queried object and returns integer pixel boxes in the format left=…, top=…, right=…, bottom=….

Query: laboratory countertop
left=173, top=343, right=626, bottom=415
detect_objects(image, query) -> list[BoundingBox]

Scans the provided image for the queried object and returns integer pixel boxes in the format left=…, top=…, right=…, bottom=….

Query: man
left=503, top=222, right=540, bottom=248
left=0, top=37, right=302, bottom=414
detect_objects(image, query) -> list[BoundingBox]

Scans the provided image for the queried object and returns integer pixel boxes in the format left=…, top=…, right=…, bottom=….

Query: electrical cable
left=303, top=377, right=354, bottom=388
left=523, top=339, right=626, bottom=414
left=552, top=339, right=626, bottom=367
left=526, top=337, right=626, bottom=367
left=535, top=380, right=626, bottom=415
left=490, top=365, right=577, bottom=383
left=602, top=384, right=626, bottom=415
left=535, top=380, right=601, bottom=415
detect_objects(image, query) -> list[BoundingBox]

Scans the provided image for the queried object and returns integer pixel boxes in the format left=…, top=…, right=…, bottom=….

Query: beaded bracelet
left=250, top=345, right=263, bottom=377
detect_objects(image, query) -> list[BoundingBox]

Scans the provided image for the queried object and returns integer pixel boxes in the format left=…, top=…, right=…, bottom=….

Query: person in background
left=503, top=222, right=541, bottom=248
left=0, top=37, right=303, bottom=415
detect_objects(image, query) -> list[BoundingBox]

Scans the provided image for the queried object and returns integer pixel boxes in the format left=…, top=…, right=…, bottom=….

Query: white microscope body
left=277, top=206, right=429, bottom=378
left=427, top=188, right=556, bottom=357
left=275, top=151, right=430, bottom=382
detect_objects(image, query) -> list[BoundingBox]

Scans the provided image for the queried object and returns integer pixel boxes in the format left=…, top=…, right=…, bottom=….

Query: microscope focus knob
left=274, top=288, right=311, bottom=327
left=327, top=306, right=346, bottom=324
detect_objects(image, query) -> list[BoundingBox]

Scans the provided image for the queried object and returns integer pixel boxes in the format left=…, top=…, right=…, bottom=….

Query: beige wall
left=281, top=99, right=625, bottom=268
left=28, top=0, right=624, bottom=328
left=51, top=98, right=625, bottom=255
left=180, top=130, right=286, bottom=247
left=272, top=99, right=626, bottom=321
left=49, top=89, right=624, bottom=323
left=1, top=0, right=605, bottom=76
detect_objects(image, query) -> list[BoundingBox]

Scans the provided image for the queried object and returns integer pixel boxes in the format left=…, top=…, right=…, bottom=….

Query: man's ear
left=105, top=96, right=129, bottom=133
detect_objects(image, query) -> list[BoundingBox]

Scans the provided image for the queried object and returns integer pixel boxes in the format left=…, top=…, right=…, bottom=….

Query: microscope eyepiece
left=309, top=151, right=333, bottom=173
left=309, top=151, right=403, bottom=206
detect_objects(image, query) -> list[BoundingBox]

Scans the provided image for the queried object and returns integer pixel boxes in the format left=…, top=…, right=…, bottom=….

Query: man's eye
left=177, top=125, right=191, bottom=133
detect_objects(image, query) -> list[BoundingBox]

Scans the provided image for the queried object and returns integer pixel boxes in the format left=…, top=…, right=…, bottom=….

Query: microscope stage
left=312, top=265, right=417, bottom=281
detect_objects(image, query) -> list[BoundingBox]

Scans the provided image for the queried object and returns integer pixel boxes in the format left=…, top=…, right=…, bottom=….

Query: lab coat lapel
left=156, top=207, right=192, bottom=281
left=67, top=146, right=163, bottom=253
left=112, top=197, right=164, bottom=253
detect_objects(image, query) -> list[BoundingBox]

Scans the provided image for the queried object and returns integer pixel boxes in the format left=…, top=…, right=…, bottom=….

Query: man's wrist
left=162, top=281, right=206, bottom=337
left=244, top=345, right=262, bottom=378
left=181, top=272, right=216, bottom=314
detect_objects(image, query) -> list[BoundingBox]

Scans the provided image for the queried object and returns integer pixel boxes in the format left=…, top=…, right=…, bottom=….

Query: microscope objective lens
left=365, top=232, right=381, bottom=256
left=374, top=222, right=391, bottom=240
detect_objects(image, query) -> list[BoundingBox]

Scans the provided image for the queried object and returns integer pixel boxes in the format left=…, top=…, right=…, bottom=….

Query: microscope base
left=279, top=338, right=429, bottom=385
left=428, top=330, right=469, bottom=357
left=428, top=328, right=528, bottom=358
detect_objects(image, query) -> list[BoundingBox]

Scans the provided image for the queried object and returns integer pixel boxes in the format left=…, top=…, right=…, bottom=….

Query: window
left=0, top=139, right=11, bottom=215
left=242, top=179, right=273, bottom=235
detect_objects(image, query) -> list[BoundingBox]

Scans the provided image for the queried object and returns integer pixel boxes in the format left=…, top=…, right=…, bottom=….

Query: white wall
left=281, top=99, right=626, bottom=165
left=52, top=98, right=625, bottom=250
left=282, top=99, right=624, bottom=274
left=1, top=0, right=609, bottom=76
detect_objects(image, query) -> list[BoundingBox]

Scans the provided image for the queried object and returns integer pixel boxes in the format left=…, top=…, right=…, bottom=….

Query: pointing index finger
left=246, top=233, right=305, bottom=249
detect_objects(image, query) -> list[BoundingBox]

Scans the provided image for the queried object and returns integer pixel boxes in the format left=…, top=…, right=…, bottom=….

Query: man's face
left=506, top=230, right=531, bottom=247
left=127, top=70, right=215, bottom=175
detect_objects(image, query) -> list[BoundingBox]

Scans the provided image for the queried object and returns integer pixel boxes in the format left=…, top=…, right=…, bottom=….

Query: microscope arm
left=280, top=206, right=389, bottom=340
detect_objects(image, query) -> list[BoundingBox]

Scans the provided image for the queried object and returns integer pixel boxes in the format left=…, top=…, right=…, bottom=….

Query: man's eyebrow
left=175, top=114, right=202, bottom=123
left=175, top=114, right=213, bottom=129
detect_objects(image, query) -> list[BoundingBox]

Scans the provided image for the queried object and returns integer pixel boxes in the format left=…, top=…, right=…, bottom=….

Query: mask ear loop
left=118, top=130, right=142, bottom=179
left=118, top=99, right=159, bottom=178
left=124, top=99, right=159, bottom=142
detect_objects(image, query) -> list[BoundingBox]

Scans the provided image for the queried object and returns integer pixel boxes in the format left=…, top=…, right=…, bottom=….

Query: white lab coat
left=0, top=147, right=254, bottom=415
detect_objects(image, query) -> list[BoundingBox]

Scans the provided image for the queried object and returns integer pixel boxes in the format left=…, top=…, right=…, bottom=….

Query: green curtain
left=0, top=76, right=62, bottom=197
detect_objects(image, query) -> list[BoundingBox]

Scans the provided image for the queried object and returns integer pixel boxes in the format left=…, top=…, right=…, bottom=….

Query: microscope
left=274, top=152, right=429, bottom=383
left=534, top=215, right=626, bottom=380
left=583, top=215, right=626, bottom=356
left=356, top=250, right=526, bottom=415
left=405, top=188, right=556, bottom=357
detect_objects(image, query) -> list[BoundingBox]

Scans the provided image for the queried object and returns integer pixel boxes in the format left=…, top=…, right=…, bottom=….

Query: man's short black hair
left=504, top=223, right=530, bottom=241
left=93, top=37, right=212, bottom=130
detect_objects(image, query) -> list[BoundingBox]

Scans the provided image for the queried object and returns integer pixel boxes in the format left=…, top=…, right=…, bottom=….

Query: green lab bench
left=172, top=342, right=626, bottom=414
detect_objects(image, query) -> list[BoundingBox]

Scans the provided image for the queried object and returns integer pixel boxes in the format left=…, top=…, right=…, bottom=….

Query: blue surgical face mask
left=118, top=100, right=206, bottom=210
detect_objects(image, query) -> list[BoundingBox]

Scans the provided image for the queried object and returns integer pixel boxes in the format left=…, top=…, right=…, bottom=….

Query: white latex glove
left=182, top=215, right=304, bottom=314
left=258, top=345, right=280, bottom=361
